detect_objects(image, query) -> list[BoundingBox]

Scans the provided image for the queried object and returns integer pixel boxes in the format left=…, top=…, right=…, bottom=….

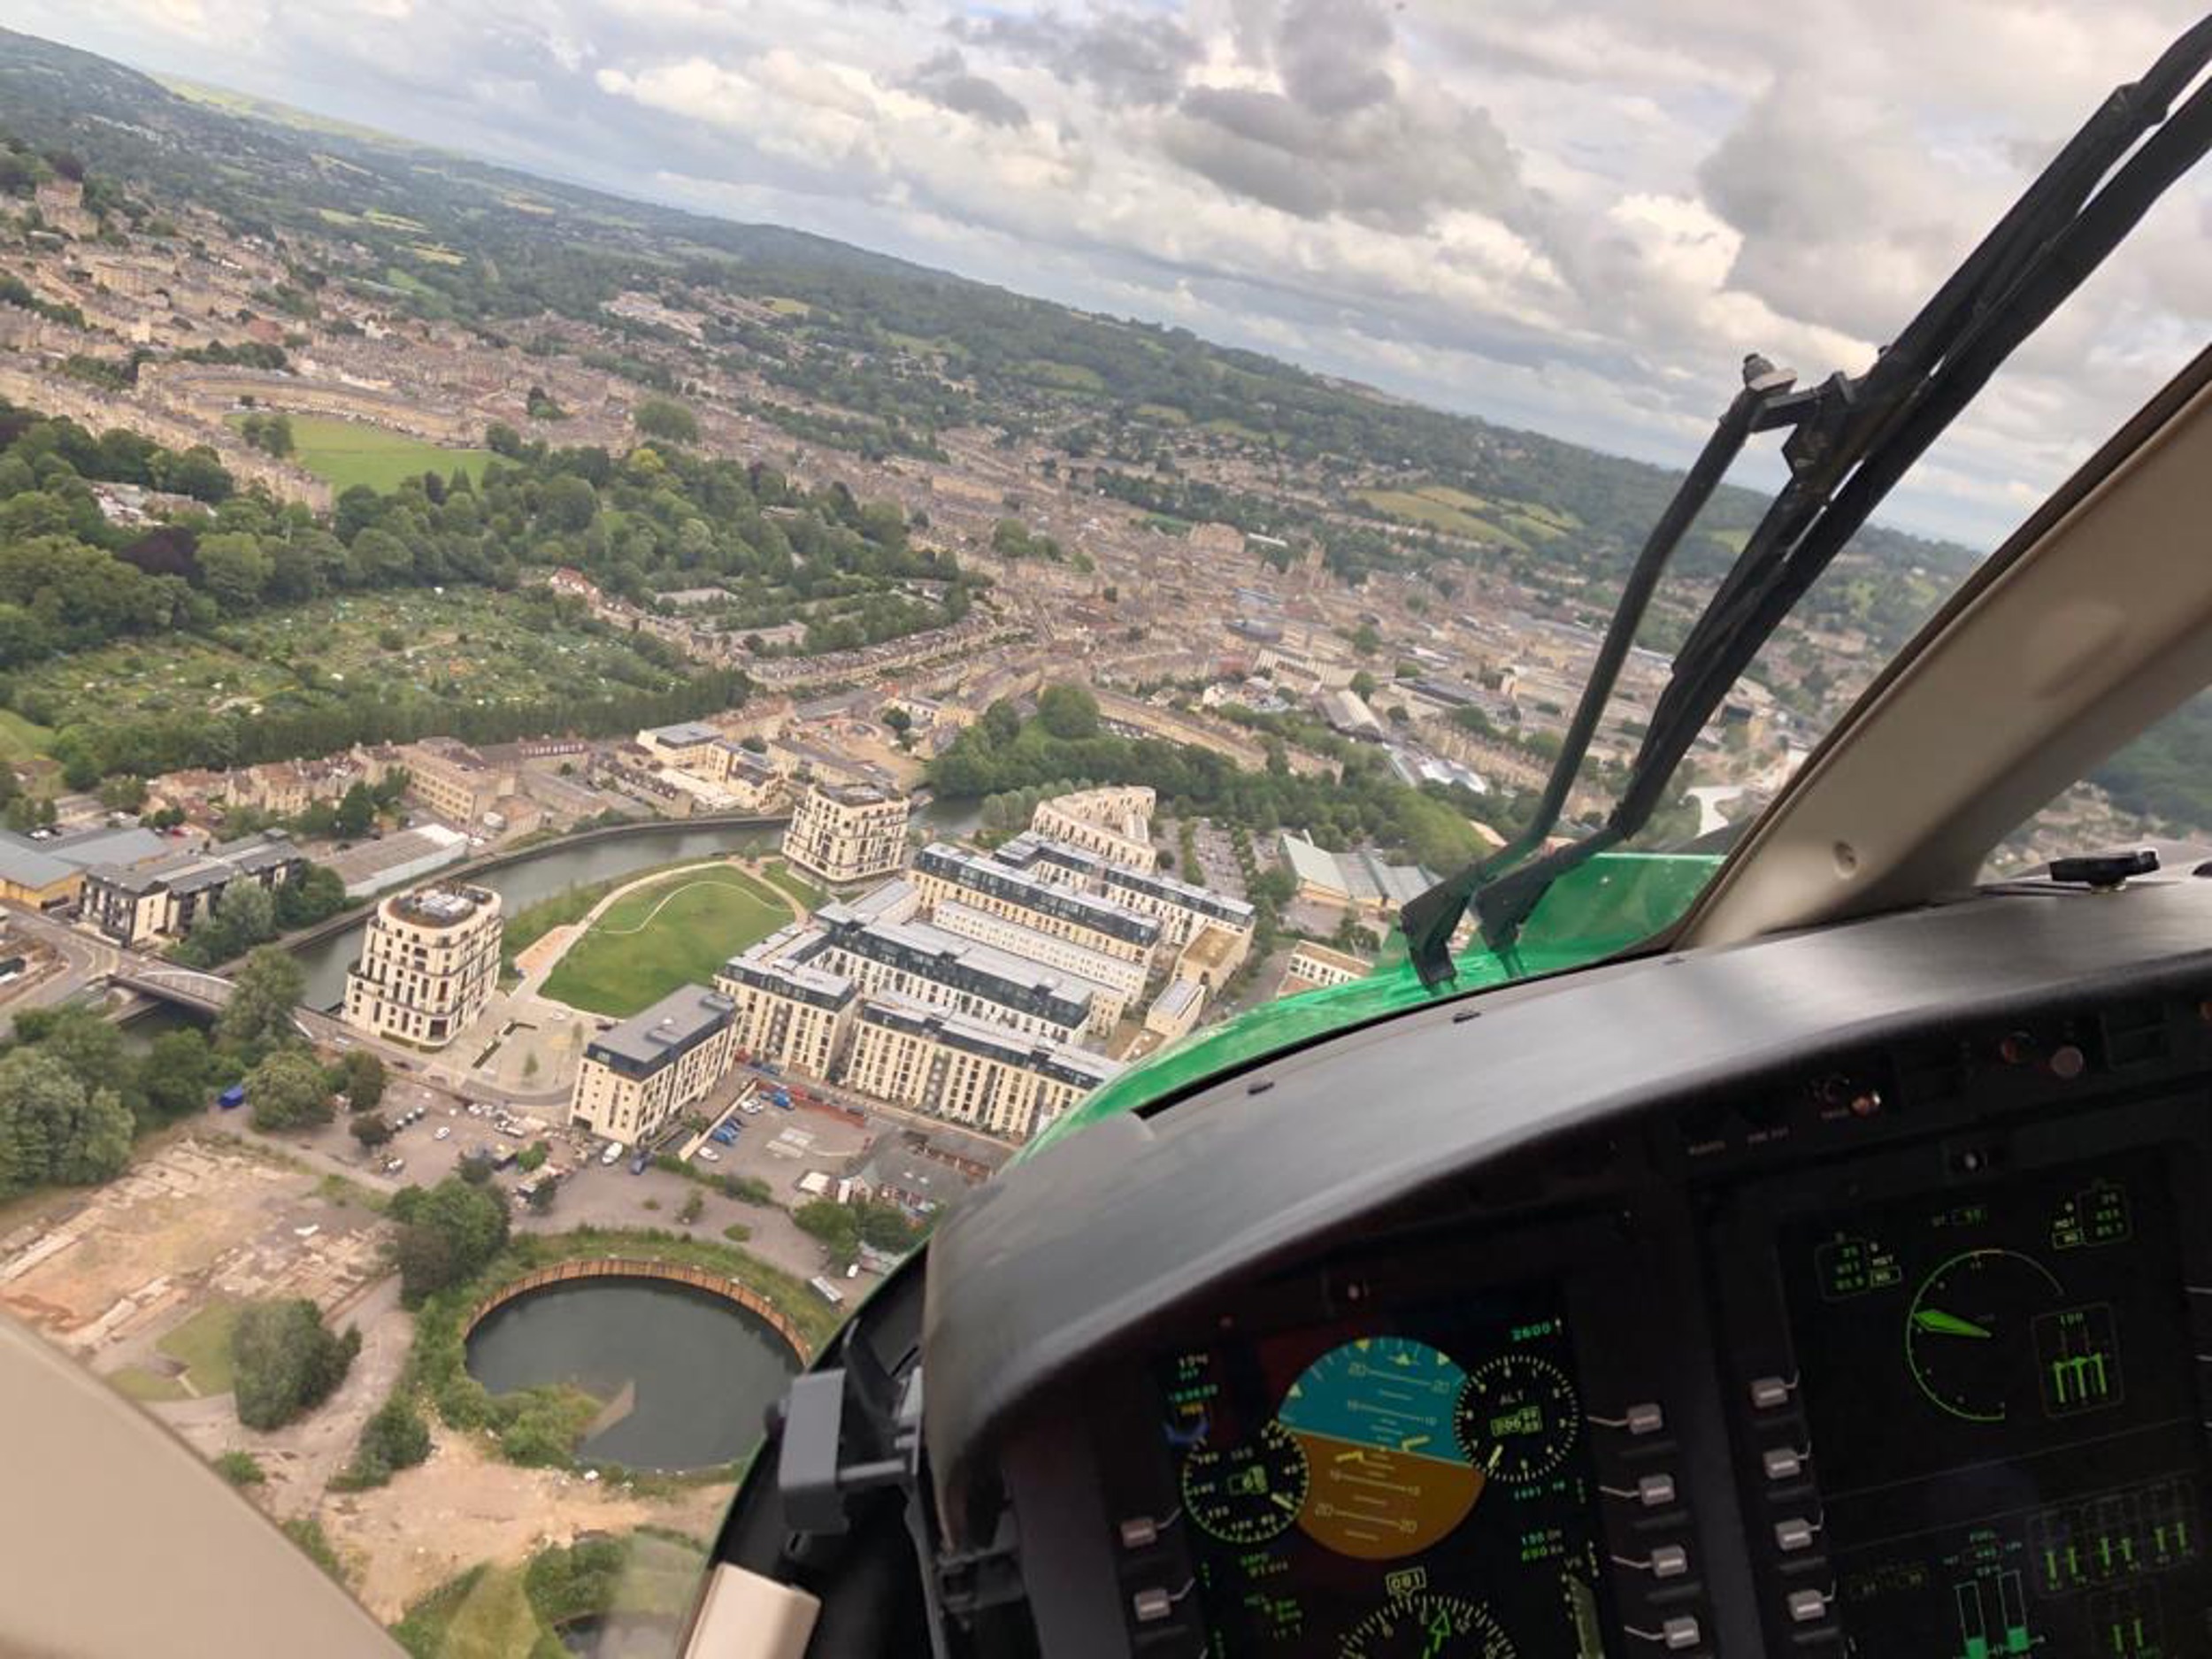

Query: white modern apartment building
left=783, top=781, right=910, bottom=884
left=341, top=883, right=503, bottom=1048
left=568, top=985, right=739, bottom=1143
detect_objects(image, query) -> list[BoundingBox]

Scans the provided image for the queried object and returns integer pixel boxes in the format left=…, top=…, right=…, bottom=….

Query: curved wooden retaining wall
left=466, top=1258, right=813, bottom=1363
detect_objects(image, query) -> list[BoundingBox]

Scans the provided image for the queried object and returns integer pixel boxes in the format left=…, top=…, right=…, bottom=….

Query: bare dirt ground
left=322, top=1428, right=733, bottom=1621
left=0, top=1135, right=387, bottom=1374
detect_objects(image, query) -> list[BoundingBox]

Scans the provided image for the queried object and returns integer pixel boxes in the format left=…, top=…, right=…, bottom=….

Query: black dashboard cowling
left=919, top=874, right=2212, bottom=1538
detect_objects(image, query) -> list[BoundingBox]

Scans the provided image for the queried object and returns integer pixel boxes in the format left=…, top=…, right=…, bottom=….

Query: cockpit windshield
left=0, top=8, right=2206, bottom=1657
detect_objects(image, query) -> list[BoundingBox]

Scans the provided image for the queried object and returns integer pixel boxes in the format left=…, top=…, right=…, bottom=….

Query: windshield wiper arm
left=1398, top=355, right=1816, bottom=980
left=1405, top=15, right=2212, bottom=987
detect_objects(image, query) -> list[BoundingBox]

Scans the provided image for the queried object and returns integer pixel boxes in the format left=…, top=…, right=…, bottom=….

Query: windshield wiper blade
left=1404, top=15, right=2212, bottom=988
left=1398, top=355, right=1813, bottom=979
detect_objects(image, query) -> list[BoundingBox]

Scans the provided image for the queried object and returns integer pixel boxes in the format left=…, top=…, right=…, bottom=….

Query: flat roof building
left=843, top=993, right=1124, bottom=1141
left=715, top=930, right=860, bottom=1079
left=79, top=830, right=306, bottom=948
left=569, top=985, right=738, bottom=1144
left=810, top=902, right=1118, bottom=1040
left=910, top=842, right=1159, bottom=964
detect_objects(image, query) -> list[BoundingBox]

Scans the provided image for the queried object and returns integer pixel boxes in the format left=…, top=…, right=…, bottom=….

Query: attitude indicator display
left=1156, top=1282, right=1612, bottom=1657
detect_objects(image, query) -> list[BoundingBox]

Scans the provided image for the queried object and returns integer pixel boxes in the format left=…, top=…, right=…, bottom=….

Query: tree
left=526, top=1180, right=557, bottom=1215
left=247, top=1049, right=333, bottom=1132
left=677, top=1188, right=703, bottom=1225
left=215, top=944, right=303, bottom=1053
left=393, top=1176, right=510, bottom=1304
left=348, top=1112, right=393, bottom=1148
left=795, top=1198, right=862, bottom=1264
left=881, top=706, right=912, bottom=737
left=141, top=1028, right=217, bottom=1120
left=97, top=773, right=148, bottom=811
left=339, top=1049, right=385, bottom=1114
left=345, top=1394, right=431, bottom=1486
left=14, top=1004, right=140, bottom=1119
left=1036, top=681, right=1099, bottom=740
left=182, top=879, right=279, bottom=968
left=634, top=398, right=699, bottom=444
left=334, top=781, right=376, bottom=839
left=982, top=699, right=1022, bottom=746
left=273, top=863, right=347, bottom=928
left=197, top=532, right=273, bottom=612
left=231, top=1298, right=358, bottom=1430
left=517, top=1141, right=548, bottom=1171
left=457, top=1150, right=494, bottom=1185
left=0, top=1048, right=133, bottom=1197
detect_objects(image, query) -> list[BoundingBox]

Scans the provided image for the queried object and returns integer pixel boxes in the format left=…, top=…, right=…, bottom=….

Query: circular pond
left=465, top=1278, right=799, bottom=1471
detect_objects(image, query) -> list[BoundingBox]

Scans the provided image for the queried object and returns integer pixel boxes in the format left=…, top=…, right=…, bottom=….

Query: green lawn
left=762, top=859, right=826, bottom=914
left=0, top=706, right=53, bottom=762
left=541, top=869, right=792, bottom=1018
left=231, top=413, right=492, bottom=494
left=157, top=1300, right=242, bottom=1396
left=109, top=1365, right=191, bottom=1403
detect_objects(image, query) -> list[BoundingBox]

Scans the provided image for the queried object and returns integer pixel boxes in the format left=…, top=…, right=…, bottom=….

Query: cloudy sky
left=3, top=0, right=2207, bottom=548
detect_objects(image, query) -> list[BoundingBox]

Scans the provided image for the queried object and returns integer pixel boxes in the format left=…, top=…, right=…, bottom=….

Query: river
left=288, top=798, right=981, bottom=1010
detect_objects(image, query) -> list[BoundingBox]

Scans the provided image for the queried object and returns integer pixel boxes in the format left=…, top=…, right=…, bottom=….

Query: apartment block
left=714, top=933, right=860, bottom=1078
left=997, top=832, right=1256, bottom=952
left=79, top=830, right=306, bottom=947
left=568, top=985, right=739, bottom=1144
left=810, top=902, right=1115, bottom=1041
left=1029, top=786, right=1158, bottom=872
left=783, top=781, right=910, bottom=884
left=842, top=994, right=1123, bottom=1141
left=910, top=842, right=1159, bottom=965
left=342, top=883, right=503, bottom=1048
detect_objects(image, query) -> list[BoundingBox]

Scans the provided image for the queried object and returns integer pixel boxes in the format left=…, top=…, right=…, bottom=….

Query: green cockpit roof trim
left=1023, top=850, right=1721, bottom=1157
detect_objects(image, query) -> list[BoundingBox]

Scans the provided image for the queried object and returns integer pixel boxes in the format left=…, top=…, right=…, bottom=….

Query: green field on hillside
left=230, top=413, right=491, bottom=494
left=541, top=868, right=792, bottom=1018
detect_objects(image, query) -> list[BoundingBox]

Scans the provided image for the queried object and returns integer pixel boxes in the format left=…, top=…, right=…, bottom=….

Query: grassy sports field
left=229, top=413, right=493, bottom=494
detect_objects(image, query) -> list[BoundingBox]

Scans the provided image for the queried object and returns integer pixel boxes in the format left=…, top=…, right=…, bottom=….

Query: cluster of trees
left=0, top=1004, right=247, bottom=1200
left=389, top=1176, right=511, bottom=1305
left=794, top=1197, right=926, bottom=1267
left=933, top=689, right=1490, bottom=876
left=0, top=394, right=966, bottom=784
left=235, top=411, right=294, bottom=457
left=231, top=1298, right=358, bottom=1431
left=171, top=865, right=349, bottom=970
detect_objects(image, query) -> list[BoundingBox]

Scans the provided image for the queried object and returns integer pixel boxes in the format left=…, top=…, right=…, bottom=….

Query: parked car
left=698, top=1148, right=721, bottom=1163
left=434, top=1126, right=451, bottom=1141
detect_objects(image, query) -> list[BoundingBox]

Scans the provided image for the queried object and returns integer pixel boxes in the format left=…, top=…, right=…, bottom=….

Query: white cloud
left=1, top=0, right=2205, bottom=548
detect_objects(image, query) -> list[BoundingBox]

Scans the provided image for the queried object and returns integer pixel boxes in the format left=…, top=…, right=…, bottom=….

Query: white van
left=600, top=1142, right=623, bottom=1167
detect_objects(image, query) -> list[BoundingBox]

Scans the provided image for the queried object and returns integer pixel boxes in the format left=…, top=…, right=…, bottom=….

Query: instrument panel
left=1067, top=1003, right=2212, bottom=1658
left=1777, top=1150, right=2212, bottom=1655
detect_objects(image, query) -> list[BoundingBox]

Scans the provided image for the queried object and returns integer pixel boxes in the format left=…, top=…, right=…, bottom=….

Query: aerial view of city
left=0, top=6, right=2205, bottom=1658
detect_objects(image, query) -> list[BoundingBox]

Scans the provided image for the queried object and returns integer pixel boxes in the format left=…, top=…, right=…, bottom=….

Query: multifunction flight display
left=1781, top=1152, right=2212, bottom=1655
left=1158, top=1281, right=1612, bottom=1656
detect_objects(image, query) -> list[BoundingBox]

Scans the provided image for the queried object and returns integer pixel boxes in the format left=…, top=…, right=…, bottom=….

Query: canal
left=464, top=1277, right=800, bottom=1471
